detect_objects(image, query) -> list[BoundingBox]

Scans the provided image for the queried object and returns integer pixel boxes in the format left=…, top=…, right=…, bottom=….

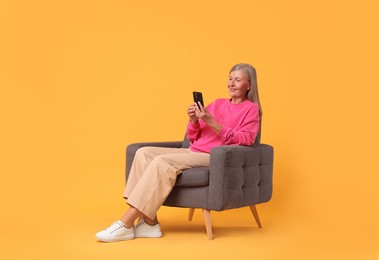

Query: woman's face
left=227, top=70, right=250, bottom=100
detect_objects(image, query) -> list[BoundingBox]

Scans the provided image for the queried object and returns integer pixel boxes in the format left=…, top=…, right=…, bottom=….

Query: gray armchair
left=125, top=131, right=274, bottom=240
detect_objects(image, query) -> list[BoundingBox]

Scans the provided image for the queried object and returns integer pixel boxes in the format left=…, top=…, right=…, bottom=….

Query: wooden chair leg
left=249, top=205, right=262, bottom=228
left=188, top=208, right=195, bottom=221
left=202, top=209, right=213, bottom=240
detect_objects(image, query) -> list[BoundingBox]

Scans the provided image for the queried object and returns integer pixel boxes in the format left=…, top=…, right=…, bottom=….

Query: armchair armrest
left=125, top=141, right=183, bottom=180
left=208, top=144, right=274, bottom=211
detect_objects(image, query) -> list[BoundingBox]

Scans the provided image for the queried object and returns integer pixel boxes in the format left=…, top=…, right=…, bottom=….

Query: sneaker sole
left=135, top=232, right=162, bottom=238
left=96, top=234, right=135, bottom=242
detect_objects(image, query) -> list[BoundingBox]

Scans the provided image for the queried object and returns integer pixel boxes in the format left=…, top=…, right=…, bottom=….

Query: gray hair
left=229, top=63, right=262, bottom=116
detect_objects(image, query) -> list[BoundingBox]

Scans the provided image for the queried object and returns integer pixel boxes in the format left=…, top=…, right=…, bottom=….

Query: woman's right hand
left=187, top=103, right=198, bottom=124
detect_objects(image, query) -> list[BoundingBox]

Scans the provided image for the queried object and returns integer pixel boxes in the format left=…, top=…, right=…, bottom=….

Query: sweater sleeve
left=218, top=106, right=260, bottom=146
left=186, top=101, right=216, bottom=142
left=186, top=121, right=201, bottom=141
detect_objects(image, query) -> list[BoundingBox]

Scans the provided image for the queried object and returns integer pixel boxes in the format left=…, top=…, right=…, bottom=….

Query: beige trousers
left=123, top=146, right=210, bottom=219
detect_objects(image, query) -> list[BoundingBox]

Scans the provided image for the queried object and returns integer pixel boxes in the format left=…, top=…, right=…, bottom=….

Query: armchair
left=125, top=132, right=274, bottom=240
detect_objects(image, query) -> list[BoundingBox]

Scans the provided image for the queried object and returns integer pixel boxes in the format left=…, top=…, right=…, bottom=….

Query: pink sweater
left=187, top=98, right=260, bottom=153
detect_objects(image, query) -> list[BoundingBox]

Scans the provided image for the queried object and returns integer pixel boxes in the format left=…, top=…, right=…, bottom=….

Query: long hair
left=229, top=63, right=262, bottom=117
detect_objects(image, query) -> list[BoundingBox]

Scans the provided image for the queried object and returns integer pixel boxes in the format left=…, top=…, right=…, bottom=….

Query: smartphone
left=193, top=91, right=204, bottom=109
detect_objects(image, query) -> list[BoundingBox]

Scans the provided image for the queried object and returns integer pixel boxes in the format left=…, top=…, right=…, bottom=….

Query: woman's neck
left=230, top=97, right=246, bottom=104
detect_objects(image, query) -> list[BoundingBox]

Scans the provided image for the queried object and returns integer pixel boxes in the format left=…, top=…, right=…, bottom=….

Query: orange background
left=1, top=0, right=378, bottom=259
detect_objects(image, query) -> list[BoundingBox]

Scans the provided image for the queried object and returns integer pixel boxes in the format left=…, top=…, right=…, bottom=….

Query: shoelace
left=135, top=220, right=146, bottom=228
left=108, top=222, right=126, bottom=234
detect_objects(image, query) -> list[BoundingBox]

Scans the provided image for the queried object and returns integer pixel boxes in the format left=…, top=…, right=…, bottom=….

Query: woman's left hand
left=194, top=102, right=212, bottom=123
left=194, top=102, right=222, bottom=133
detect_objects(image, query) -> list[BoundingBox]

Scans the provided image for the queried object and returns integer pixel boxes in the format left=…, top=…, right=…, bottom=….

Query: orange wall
left=1, top=0, right=378, bottom=259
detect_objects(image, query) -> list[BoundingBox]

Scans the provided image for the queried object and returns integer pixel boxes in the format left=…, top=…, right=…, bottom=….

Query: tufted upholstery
left=207, top=144, right=273, bottom=210
left=125, top=131, right=274, bottom=239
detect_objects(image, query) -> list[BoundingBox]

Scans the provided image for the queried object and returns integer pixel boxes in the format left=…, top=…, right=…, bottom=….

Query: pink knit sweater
left=187, top=98, right=260, bottom=153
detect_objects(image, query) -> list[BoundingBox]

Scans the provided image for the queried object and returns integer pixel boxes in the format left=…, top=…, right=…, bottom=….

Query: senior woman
left=96, top=63, right=262, bottom=242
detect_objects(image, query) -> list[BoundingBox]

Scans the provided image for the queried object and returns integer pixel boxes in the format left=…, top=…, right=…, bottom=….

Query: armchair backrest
left=182, top=135, right=190, bottom=148
left=255, top=120, right=262, bottom=144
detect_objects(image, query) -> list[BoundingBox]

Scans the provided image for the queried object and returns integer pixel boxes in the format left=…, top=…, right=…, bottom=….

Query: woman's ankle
left=119, top=219, right=134, bottom=229
left=143, top=217, right=158, bottom=226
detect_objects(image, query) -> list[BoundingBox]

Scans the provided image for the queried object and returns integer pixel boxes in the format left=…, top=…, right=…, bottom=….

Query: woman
left=96, top=63, right=262, bottom=242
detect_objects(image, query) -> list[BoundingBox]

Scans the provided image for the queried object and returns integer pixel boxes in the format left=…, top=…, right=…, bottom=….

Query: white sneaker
left=96, top=220, right=135, bottom=242
left=134, top=219, right=162, bottom=238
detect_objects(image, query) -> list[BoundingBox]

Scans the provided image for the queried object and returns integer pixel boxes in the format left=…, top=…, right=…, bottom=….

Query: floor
left=4, top=202, right=377, bottom=260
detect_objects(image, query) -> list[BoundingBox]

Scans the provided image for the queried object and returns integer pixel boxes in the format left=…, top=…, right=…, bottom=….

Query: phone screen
left=193, top=91, right=204, bottom=109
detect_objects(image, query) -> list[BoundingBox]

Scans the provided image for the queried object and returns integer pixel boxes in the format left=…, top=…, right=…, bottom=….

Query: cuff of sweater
left=218, top=127, right=229, bottom=141
left=188, top=121, right=200, bottom=130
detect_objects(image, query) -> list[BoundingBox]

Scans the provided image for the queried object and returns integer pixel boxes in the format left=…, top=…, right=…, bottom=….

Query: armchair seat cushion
left=175, top=167, right=209, bottom=187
